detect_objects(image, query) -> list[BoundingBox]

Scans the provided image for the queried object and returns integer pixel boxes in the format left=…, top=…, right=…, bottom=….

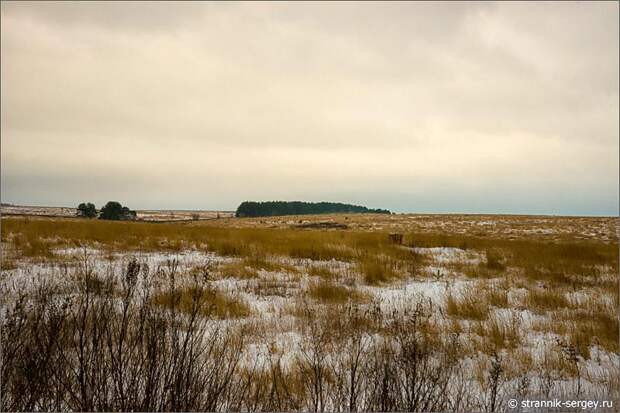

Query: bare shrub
left=1, top=257, right=246, bottom=411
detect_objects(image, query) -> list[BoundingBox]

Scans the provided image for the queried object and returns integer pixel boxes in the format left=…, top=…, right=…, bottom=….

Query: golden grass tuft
left=1, top=253, right=17, bottom=270
left=445, top=287, right=489, bottom=321
left=308, top=265, right=337, bottom=280
left=483, top=285, right=509, bottom=308
left=219, top=254, right=298, bottom=279
left=485, top=248, right=506, bottom=271
left=308, top=280, right=370, bottom=304
left=152, top=286, right=251, bottom=319
left=12, top=235, right=56, bottom=260
left=525, top=288, right=570, bottom=313
left=474, top=313, right=522, bottom=352
left=219, top=261, right=259, bottom=279
left=358, top=257, right=401, bottom=285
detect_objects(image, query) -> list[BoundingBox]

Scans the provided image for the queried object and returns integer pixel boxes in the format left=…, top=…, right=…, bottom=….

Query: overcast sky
left=1, top=1, right=618, bottom=215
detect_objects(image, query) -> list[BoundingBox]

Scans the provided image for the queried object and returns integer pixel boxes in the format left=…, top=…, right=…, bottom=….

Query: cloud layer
left=2, top=1, right=618, bottom=214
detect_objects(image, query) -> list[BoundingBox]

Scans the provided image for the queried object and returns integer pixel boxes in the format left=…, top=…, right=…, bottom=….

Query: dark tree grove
left=76, top=202, right=97, bottom=218
left=98, top=201, right=136, bottom=221
left=235, top=201, right=391, bottom=218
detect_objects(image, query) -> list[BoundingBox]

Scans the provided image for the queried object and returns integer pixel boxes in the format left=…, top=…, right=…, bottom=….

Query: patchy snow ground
left=413, top=246, right=483, bottom=265
left=2, top=244, right=617, bottom=404
left=365, top=278, right=469, bottom=313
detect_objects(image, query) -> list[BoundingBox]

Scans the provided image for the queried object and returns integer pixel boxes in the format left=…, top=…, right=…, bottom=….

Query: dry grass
left=218, top=261, right=260, bottom=279
left=358, top=256, right=401, bottom=285
left=152, top=286, right=252, bottom=319
left=529, top=294, right=618, bottom=358
left=483, top=285, right=509, bottom=308
left=474, top=313, right=522, bottom=352
left=457, top=263, right=497, bottom=279
left=308, top=265, right=338, bottom=280
left=445, top=287, right=490, bottom=321
left=3, top=214, right=618, bottom=411
left=250, top=279, right=293, bottom=297
left=1, top=253, right=17, bottom=270
left=525, top=288, right=570, bottom=313
left=3, top=217, right=616, bottom=288
left=2, top=215, right=618, bottom=354
left=219, top=255, right=298, bottom=279
left=563, top=297, right=619, bottom=356
left=308, top=280, right=370, bottom=304
left=10, top=234, right=56, bottom=260
left=485, top=249, right=506, bottom=271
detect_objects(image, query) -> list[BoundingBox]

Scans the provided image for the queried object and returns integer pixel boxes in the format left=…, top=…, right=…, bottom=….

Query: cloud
left=1, top=1, right=618, bottom=214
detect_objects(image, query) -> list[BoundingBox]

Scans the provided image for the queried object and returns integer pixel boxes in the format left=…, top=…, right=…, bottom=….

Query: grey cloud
left=1, top=1, right=617, bottom=214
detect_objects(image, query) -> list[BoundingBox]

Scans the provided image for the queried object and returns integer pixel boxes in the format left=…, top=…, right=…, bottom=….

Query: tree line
left=235, top=201, right=391, bottom=218
left=77, top=201, right=136, bottom=220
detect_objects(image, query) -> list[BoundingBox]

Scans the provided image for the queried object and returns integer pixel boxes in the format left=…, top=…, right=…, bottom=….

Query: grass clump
left=219, top=261, right=259, bottom=279
left=474, top=313, right=522, bottom=352
left=358, top=257, right=400, bottom=285
left=525, top=288, right=570, bottom=313
left=308, top=265, right=337, bottom=280
left=308, top=280, right=369, bottom=304
left=483, top=285, right=509, bottom=308
left=445, top=287, right=489, bottom=321
left=12, top=235, right=56, bottom=260
left=1, top=254, right=17, bottom=270
left=152, top=286, right=251, bottom=319
left=485, top=249, right=506, bottom=271
left=219, top=254, right=298, bottom=279
left=562, top=297, right=619, bottom=355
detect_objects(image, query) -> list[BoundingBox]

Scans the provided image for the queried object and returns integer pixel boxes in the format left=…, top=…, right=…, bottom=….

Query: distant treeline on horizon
left=235, top=201, right=391, bottom=218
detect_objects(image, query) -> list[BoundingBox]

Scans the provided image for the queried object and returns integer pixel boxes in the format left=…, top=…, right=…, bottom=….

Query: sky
left=1, top=1, right=618, bottom=215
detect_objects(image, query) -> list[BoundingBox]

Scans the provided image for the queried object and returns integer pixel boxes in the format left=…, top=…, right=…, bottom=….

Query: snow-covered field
left=1, top=214, right=618, bottom=411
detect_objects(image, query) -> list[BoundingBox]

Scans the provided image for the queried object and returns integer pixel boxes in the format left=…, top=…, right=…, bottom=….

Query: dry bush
left=1, top=257, right=248, bottom=412
left=3, top=217, right=618, bottom=411
left=365, top=302, right=460, bottom=412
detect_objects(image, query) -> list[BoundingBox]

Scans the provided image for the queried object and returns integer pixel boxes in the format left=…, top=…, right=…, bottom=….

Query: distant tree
left=235, top=201, right=391, bottom=218
left=76, top=202, right=97, bottom=218
left=99, top=201, right=136, bottom=221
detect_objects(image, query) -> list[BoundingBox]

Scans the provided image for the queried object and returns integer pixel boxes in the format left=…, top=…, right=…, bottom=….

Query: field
left=0, top=204, right=235, bottom=222
left=1, top=213, right=618, bottom=412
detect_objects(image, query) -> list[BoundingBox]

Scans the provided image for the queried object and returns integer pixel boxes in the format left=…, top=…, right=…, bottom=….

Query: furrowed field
left=1, top=214, right=618, bottom=412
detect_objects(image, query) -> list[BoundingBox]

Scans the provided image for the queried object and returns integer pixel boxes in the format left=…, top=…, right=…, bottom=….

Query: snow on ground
left=242, top=330, right=304, bottom=368
left=365, top=278, right=471, bottom=312
left=413, top=246, right=483, bottom=265
left=2, top=243, right=617, bottom=404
